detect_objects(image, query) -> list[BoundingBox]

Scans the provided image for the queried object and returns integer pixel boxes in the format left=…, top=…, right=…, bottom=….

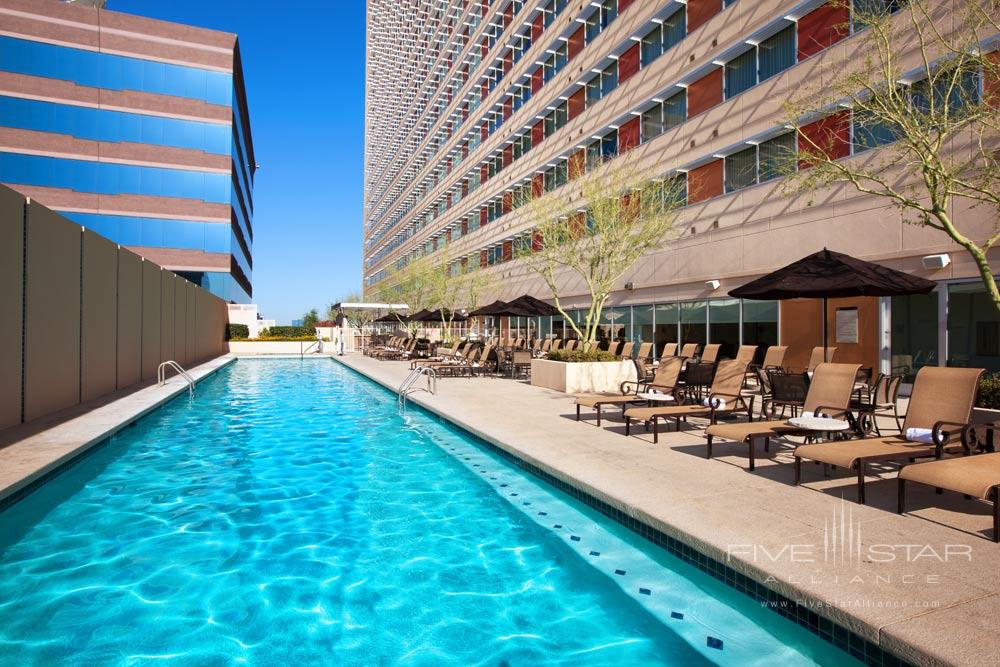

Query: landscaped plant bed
left=530, top=355, right=635, bottom=394
left=973, top=372, right=1000, bottom=424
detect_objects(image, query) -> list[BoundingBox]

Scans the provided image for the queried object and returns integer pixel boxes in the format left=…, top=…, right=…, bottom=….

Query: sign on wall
left=836, top=307, right=859, bottom=344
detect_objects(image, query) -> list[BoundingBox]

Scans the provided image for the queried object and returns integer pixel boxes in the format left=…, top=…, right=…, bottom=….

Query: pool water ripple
left=0, top=359, right=858, bottom=666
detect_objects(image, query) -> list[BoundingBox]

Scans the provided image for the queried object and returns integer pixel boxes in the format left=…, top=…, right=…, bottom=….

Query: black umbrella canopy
left=420, top=308, right=468, bottom=322
left=730, top=249, right=936, bottom=300
left=374, top=312, right=405, bottom=323
left=505, top=294, right=559, bottom=316
left=468, top=299, right=510, bottom=316
left=402, top=308, right=432, bottom=323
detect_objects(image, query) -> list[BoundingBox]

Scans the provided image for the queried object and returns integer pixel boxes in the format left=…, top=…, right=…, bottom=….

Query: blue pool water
left=0, top=359, right=858, bottom=665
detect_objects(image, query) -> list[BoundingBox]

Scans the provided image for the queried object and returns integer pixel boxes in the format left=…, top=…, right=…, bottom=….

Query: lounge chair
left=700, top=343, right=722, bottom=364
left=635, top=341, right=652, bottom=362
left=704, top=363, right=860, bottom=470
left=754, top=345, right=788, bottom=371
left=565, top=340, right=578, bottom=351
left=623, top=359, right=751, bottom=443
left=898, top=425, right=1000, bottom=541
left=679, top=343, right=700, bottom=359
left=851, top=373, right=904, bottom=435
left=618, top=341, right=634, bottom=359
left=793, top=367, right=983, bottom=504
left=574, top=357, right=683, bottom=426
left=806, top=346, right=838, bottom=372
left=658, top=342, right=678, bottom=359
left=541, top=338, right=552, bottom=353
left=735, top=345, right=758, bottom=365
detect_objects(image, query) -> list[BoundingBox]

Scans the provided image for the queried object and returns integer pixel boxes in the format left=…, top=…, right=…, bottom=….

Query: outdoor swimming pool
left=0, top=359, right=859, bottom=665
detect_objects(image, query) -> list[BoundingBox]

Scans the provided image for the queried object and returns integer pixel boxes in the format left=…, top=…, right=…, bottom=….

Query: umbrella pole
left=822, top=297, right=828, bottom=363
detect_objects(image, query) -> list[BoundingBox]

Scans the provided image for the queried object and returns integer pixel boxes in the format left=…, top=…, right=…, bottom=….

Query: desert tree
left=515, top=161, right=686, bottom=344
left=422, top=244, right=497, bottom=340
left=373, top=256, right=436, bottom=335
left=329, top=291, right=374, bottom=329
left=783, top=0, right=1000, bottom=311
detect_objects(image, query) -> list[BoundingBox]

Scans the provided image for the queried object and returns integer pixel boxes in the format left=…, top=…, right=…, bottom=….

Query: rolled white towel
left=905, top=427, right=934, bottom=444
left=702, top=397, right=727, bottom=410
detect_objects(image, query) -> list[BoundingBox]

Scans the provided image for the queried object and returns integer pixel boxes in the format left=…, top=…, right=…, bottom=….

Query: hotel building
left=364, top=0, right=998, bottom=377
left=0, top=0, right=255, bottom=302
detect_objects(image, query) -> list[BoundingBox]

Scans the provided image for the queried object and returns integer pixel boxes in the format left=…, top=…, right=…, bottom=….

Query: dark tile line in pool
left=0, top=435, right=113, bottom=514
left=423, top=413, right=911, bottom=667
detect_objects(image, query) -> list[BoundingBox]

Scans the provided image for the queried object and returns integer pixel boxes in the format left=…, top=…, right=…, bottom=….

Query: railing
left=157, top=361, right=195, bottom=397
left=398, top=366, right=437, bottom=408
left=301, top=340, right=320, bottom=357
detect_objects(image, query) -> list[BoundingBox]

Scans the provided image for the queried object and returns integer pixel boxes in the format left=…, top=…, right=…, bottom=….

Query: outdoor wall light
left=706, top=279, right=721, bottom=290
left=921, top=253, right=951, bottom=270
left=624, top=282, right=635, bottom=290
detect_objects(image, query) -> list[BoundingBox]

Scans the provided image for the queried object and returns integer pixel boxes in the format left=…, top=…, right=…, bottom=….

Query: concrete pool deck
left=0, top=355, right=235, bottom=508
left=337, top=353, right=1000, bottom=667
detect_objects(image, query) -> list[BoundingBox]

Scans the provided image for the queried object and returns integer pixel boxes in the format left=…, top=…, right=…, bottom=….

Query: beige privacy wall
left=0, top=185, right=228, bottom=430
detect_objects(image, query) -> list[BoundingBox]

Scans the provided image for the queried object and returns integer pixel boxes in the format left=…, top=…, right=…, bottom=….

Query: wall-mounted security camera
left=921, top=253, right=951, bottom=270
left=705, top=279, right=721, bottom=290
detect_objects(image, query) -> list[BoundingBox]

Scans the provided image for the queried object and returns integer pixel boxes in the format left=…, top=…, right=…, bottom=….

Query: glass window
left=654, top=303, right=679, bottom=353
left=641, top=103, right=664, bottom=142
left=758, top=25, right=796, bottom=82
left=725, top=49, right=757, bottom=98
left=601, top=130, right=618, bottom=158
left=758, top=132, right=796, bottom=182
left=890, top=292, right=939, bottom=382
left=680, top=301, right=707, bottom=345
left=947, top=282, right=1000, bottom=374
left=632, top=305, right=654, bottom=349
left=662, top=7, right=685, bottom=50
left=662, top=90, right=686, bottom=130
left=853, top=110, right=898, bottom=153
left=725, top=146, right=757, bottom=192
left=600, top=61, right=618, bottom=98
left=741, top=299, right=778, bottom=365
left=641, top=25, right=663, bottom=66
left=708, top=299, right=740, bottom=359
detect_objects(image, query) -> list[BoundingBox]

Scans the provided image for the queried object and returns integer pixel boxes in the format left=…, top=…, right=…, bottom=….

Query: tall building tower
left=0, top=0, right=255, bottom=302
left=364, top=0, right=998, bottom=376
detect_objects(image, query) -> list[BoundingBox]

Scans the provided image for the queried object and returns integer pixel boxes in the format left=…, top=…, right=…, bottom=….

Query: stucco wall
left=0, top=185, right=228, bottom=432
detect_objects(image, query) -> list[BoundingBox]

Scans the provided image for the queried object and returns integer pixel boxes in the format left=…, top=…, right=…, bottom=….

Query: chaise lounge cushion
left=575, top=393, right=643, bottom=408
left=794, top=436, right=946, bottom=469
left=899, top=453, right=1000, bottom=500
left=705, top=419, right=803, bottom=442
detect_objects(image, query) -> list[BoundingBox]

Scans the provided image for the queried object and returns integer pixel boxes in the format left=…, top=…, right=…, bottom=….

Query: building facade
left=364, top=0, right=998, bottom=377
left=0, top=0, right=255, bottom=302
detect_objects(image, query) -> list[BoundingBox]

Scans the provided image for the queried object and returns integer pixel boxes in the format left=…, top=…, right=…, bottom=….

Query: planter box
left=530, top=359, right=636, bottom=394
left=228, top=341, right=324, bottom=355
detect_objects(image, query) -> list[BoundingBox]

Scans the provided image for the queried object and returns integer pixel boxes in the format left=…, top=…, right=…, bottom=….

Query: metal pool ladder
left=157, top=360, right=195, bottom=397
left=398, top=367, right=436, bottom=407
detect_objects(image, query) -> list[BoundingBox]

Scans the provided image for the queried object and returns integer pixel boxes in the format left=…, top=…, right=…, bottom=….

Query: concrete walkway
left=0, top=355, right=235, bottom=506
left=337, top=353, right=1000, bottom=667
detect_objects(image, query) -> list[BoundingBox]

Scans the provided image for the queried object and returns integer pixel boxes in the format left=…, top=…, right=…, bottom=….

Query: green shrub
left=259, top=325, right=315, bottom=338
left=977, top=373, right=1000, bottom=409
left=226, top=323, right=249, bottom=340
left=250, top=335, right=317, bottom=342
left=545, top=349, right=619, bottom=363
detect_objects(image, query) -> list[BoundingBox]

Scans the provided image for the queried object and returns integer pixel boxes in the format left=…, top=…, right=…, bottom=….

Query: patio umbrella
left=401, top=308, right=432, bottom=323
left=374, top=312, right=404, bottom=323
left=420, top=308, right=468, bottom=322
left=504, top=294, right=558, bottom=316
left=729, top=248, right=936, bottom=361
left=468, top=299, right=510, bottom=316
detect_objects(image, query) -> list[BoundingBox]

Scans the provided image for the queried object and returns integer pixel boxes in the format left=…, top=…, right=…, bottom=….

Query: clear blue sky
left=112, top=0, right=365, bottom=324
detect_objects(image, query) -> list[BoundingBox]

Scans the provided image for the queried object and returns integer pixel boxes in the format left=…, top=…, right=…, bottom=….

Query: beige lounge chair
left=541, top=338, right=552, bottom=352
left=898, top=442, right=1000, bottom=542
left=794, top=367, right=984, bottom=504
left=807, top=347, right=838, bottom=371
left=618, top=341, right=634, bottom=359
left=704, top=363, right=861, bottom=470
left=623, top=359, right=751, bottom=443
left=635, top=342, right=652, bottom=361
left=735, top=345, right=758, bottom=364
left=700, top=343, right=722, bottom=364
left=679, top=343, right=700, bottom=358
left=551, top=339, right=562, bottom=351
left=575, top=357, right=683, bottom=426
left=758, top=345, right=788, bottom=370
left=659, top=342, right=678, bottom=359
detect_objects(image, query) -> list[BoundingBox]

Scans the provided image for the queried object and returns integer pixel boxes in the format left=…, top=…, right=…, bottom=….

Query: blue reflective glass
left=0, top=96, right=230, bottom=154
left=62, top=212, right=232, bottom=254
left=0, top=36, right=232, bottom=105
left=0, top=152, right=229, bottom=203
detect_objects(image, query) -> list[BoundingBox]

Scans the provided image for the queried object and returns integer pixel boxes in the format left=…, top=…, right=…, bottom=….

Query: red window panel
left=445, top=230, right=452, bottom=243
left=984, top=50, right=1000, bottom=107
left=462, top=180, right=468, bottom=197
left=461, top=256, right=468, bottom=271
left=481, top=81, right=488, bottom=101
left=531, top=120, right=544, bottom=146
left=568, top=26, right=584, bottom=60
left=481, top=123, right=488, bottom=141
left=797, top=3, right=850, bottom=61
left=570, top=212, right=586, bottom=238
left=502, top=240, right=513, bottom=262
left=618, top=0, right=635, bottom=10
left=687, top=0, right=720, bottom=33
left=480, top=249, right=488, bottom=268
left=531, top=68, right=544, bottom=94
left=481, top=163, right=489, bottom=183
left=503, top=98, right=513, bottom=120
left=532, top=173, right=544, bottom=198
left=687, top=159, right=723, bottom=203
left=531, top=12, right=543, bottom=41
left=619, top=44, right=640, bottom=83
left=568, top=149, right=586, bottom=179
left=481, top=42, right=488, bottom=58
left=446, top=193, right=452, bottom=208
left=619, top=116, right=641, bottom=152
left=687, top=67, right=723, bottom=118
left=503, top=53, right=513, bottom=75
left=432, top=237, right=438, bottom=251
left=480, top=207, right=488, bottom=226
left=503, top=2, right=513, bottom=26
left=461, top=219, right=469, bottom=235
left=462, top=143, right=469, bottom=159
left=503, top=144, right=513, bottom=167
left=798, top=111, right=851, bottom=168
left=502, top=191, right=512, bottom=213
left=568, top=87, right=586, bottom=119
left=531, top=230, right=544, bottom=252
